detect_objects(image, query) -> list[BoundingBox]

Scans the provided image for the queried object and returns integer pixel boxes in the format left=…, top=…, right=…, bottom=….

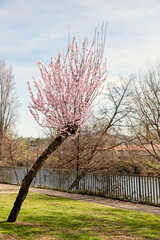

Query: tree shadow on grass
left=0, top=220, right=50, bottom=240
left=0, top=220, right=99, bottom=240
left=0, top=210, right=114, bottom=240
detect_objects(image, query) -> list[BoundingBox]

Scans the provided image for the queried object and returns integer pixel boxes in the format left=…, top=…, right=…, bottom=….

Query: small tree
left=7, top=28, right=107, bottom=222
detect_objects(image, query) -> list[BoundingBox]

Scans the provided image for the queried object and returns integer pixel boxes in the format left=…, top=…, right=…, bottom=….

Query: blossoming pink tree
left=7, top=30, right=107, bottom=222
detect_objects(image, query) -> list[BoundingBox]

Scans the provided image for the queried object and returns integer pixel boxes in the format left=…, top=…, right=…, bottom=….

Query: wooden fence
left=82, top=173, right=160, bottom=205
left=0, top=166, right=159, bottom=206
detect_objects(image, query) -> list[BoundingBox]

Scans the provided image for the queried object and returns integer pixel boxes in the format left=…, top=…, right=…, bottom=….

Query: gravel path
left=0, top=183, right=159, bottom=215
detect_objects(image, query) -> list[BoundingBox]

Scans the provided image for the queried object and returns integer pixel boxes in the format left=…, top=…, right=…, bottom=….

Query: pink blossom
left=27, top=35, right=107, bottom=138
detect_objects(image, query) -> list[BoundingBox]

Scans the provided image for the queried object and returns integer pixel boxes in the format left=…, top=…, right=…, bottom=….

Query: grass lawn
left=0, top=193, right=160, bottom=240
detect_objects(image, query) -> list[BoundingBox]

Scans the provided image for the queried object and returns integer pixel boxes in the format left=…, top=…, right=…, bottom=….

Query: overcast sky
left=0, top=0, right=160, bottom=137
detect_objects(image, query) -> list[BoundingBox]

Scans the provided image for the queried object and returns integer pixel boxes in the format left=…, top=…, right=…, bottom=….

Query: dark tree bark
left=7, top=133, right=69, bottom=222
left=69, top=171, right=86, bottom=190
left=75, top=135, right=80, bottom=190
left=0, top=140, right=2, bottom=162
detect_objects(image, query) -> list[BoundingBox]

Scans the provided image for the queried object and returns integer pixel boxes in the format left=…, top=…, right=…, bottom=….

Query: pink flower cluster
left=27, top=36, right=107, bottom=138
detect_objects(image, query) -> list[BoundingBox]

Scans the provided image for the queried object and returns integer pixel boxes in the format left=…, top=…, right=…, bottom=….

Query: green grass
left=0, top=193, right=160, bottom=239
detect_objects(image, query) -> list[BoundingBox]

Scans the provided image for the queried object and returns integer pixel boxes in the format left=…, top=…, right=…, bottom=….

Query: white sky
left=0, top=0, right=160, bottom=137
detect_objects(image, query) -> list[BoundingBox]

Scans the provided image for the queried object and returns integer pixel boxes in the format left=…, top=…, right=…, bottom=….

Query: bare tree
left=67, top=80, right=131, bottom=190
left=49, top=122, right=113, bottom=188
left=127, top=62, right=160, bottom=173
left=0, top=60, right=18, bottom=162
left=100, top=79, right=131, bottom=139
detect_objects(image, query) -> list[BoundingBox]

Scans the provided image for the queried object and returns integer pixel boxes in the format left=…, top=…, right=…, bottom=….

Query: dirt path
left=0, top=183, right=159, bottom=215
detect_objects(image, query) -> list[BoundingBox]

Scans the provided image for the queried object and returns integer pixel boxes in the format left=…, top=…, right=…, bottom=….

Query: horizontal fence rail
left=0, top=166, right=160, bottom=206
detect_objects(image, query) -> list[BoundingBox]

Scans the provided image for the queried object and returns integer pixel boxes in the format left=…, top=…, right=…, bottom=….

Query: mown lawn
left=0, top=193, right=160, bottom=240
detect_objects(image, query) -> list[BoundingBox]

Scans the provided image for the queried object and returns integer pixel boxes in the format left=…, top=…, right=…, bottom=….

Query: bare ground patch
left=88, top=226, right=147, bottom=240
left=0, top=234, right=23, bottom=240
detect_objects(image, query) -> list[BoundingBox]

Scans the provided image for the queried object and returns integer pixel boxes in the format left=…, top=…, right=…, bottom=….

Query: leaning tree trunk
left=7, top=133, right=68, bottom=222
